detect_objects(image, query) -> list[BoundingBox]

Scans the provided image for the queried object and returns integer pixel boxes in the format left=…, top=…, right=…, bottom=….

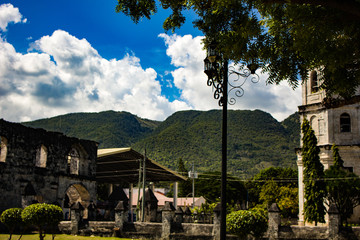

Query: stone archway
left=65, top=184, right=91, bottom=219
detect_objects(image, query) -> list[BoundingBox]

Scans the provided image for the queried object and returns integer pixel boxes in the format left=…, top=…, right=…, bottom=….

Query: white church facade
left=297, top=70, right=360, bottom=225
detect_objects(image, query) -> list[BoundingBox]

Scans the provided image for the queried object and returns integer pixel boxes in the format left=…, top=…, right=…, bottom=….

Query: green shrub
left=22, top=203, right=63, bottom=240
left=0, top=208, right=23, bottom=239
left=227, top=209, right=268, bottom=239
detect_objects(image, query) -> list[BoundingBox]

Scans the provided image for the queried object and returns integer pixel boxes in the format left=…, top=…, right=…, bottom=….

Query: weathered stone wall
left=0, top=119, right=98, bottom=212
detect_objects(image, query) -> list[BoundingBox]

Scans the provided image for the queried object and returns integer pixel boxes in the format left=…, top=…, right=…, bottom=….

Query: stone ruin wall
left=0, top=119, right=98, bottom=212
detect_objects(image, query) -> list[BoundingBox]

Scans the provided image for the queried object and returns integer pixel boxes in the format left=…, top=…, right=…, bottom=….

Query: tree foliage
left=226, top=209, right=268, bottom=239
left=177, top=158, right=192, bottom=197
left=115, top=0, right=360, bottom=98
left=195, top=171, right=246, bottom=205
left=21, top=203, right=63, bottom=240
left=0, top=208, right=23, bottom=240
left=301, top=119, right=326, bottom=225
left=247, top=167, right=298, bottom=218
left=324, top=144, right=360, bottom=226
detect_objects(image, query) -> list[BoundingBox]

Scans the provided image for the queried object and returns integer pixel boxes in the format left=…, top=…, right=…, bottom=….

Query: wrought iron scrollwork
left=205, top=61, right=259, bottom=106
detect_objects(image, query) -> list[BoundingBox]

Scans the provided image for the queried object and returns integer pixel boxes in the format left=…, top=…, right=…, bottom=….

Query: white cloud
left=0, top=4, right=26, bottom=32
left=159, top=33, right=301, bottom=121
left=0, top=28, right=191, bottom=122
left=0, top=3, right=300, bottom=123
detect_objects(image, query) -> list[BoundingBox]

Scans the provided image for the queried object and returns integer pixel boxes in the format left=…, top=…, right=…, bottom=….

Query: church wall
left=0, top=119, right=98, bottom=212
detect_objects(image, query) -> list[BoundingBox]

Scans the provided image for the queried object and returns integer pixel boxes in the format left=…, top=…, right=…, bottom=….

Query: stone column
left=114, top=201, right=127, bottom=233
left=268, top=203, right=281, bottom=240
left=184, top=207, right=192, bottom=223
left=70, top=202, right=84, bottom=235
left=162, top=202, right=174, bottom=240
left=174, top=206, right=184, bottom=224
left=328, top=204, right=340, bottom=240
left=212, top=203, right=221, bottom=240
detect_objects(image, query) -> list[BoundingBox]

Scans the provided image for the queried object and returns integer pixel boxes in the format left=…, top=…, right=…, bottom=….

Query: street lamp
left=204, top=42, right=259, bottom=240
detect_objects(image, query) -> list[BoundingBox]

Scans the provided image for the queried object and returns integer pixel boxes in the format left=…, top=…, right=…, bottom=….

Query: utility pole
left=188, top=163, right=198, bottom=208
left=141, top=149, right=146, bottom=222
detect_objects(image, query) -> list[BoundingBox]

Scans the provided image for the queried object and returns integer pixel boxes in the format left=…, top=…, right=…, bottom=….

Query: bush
left=0, top=208, right=23, bottom=239
left=227, top=209, right=268, bottom=239
left=22, top=203, right=63, bottom=240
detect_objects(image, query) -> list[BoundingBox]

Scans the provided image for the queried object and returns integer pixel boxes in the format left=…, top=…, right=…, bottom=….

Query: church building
left=297, top=70, right=360, bottom=225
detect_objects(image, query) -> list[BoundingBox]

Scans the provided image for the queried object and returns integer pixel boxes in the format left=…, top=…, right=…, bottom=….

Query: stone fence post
left=174, top=206, right=184, bottom=224
left=114, top=201, right=127, bottom=235
left=162, top=202, right=175, bottom=240
left=328, top=204, right=340, bottom=240
left=184, top=207, right=192, bottom=223
left=212, top=203, right=221, bottom=240
left=268, top=203, right=281, bottom=240
left=70, top=202, right=84, bottom=235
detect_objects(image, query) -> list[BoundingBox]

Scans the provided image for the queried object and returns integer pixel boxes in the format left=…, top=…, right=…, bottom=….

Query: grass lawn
left=0, top=234, right=133, bottom=240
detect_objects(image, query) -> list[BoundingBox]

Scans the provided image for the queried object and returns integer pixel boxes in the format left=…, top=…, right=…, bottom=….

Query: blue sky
left=0, top=0, right=301, bottom=122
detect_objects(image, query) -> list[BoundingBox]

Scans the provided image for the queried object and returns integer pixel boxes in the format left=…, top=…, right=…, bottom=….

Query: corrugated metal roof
left=96, top=148, right=187, bottom=183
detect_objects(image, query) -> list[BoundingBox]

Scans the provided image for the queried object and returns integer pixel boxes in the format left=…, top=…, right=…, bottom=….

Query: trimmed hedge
left=227, top=209, right=268, bottom=239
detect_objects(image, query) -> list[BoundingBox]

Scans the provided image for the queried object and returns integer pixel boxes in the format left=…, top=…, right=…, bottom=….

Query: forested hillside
left=23, top=111, right=160, bottom=148
left=22, top=110, right=300, bottom=178
left=133, top=110, right=299, bottom=178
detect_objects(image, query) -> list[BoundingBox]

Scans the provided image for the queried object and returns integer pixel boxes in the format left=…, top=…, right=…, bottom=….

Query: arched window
left=340, top=113, right=351, bottom=132
left=35, top=145, right=47, bottom=168
left=310, top=70, right=319, bottom=92
left=0, top=136, right=8, bottom=162
left=68, top=148, right=80, bottom=175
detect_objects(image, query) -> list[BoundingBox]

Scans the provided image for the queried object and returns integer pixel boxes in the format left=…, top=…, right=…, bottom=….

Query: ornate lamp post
left=204, top=42, right=259, bottom=240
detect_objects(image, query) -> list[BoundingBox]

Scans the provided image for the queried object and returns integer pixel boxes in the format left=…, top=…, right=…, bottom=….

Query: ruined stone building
left=0, top=119, right=98, bottom=217
left=297, top=70, right=360, bottom=225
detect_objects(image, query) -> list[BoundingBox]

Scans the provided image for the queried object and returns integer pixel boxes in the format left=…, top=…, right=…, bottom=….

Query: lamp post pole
left=220, top=59, right=228, bottom=240
left=204, top=42, right=259, bottom=240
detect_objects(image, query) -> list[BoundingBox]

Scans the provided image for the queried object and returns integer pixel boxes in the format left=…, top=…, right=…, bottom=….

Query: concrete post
left=328, top=204, right=340, bottom=240
left=268, top=203, right=281, bottom=240
left=212, top=203, right=221, bottom=240
left=162, top=202, right=174, bottom=240
left=70, top=202, right=84, bottom=235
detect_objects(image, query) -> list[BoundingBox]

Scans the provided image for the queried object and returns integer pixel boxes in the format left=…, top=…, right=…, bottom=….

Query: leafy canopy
left=324, top=144, right=360, bottom=226
left=115, top=0, right=360, bottom=98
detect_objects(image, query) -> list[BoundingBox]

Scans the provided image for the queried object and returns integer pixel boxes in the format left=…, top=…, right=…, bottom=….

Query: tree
left=247, top=167, right=298, bottom=218
left=324, top=144, right=360, bottom=226
left=21, top=203, right=63, bottom=240
left=177, top=158, right=192, bottom=197
left=0, top=208, right=23, bottom=240
left=195, top=171, right=246, bottom=205
left=301, top=118, right=326, bottom=225
left=115, top=0, right=360, bottom=98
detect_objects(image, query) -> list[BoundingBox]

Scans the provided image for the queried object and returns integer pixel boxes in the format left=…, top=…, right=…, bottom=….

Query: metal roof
left=96, top=148, right=186, bottom=183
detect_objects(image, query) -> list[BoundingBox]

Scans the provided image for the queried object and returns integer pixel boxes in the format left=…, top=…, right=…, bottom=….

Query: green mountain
left=23, top=110, right=160, bottom=148
left=133, top=110, right=299, bottom=178
left=22, top=110, right=300, bottom=178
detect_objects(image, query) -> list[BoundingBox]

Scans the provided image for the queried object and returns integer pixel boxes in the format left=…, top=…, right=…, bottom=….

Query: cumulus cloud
left=159, top=33, right=301, bottom=121
left=0, top=3, right=26, bottom=32
left=0, top=12, right=190, bottom=122
left=0, top=3, right=300, bottom=123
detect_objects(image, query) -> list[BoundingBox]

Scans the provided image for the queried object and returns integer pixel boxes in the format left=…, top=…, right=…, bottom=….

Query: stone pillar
left=162, top=202, right=174, bottom=240
left=70, top=202, right=84, bottom=235
left=174, top=206, right=184, bottom=224
left=87, top=201, right=96, bottom=221
left=328, top=204, right=340, bottom=240
left=184, top=207, right=192, bottom=223
left=212, top=203, right=221, bottom=240
left=268, top=203, right=281, bottom=240
left=114, top=201, right=127, bottom=235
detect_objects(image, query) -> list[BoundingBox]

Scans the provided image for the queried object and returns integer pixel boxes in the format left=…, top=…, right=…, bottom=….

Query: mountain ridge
left=21, top=109, right=300, bottom=178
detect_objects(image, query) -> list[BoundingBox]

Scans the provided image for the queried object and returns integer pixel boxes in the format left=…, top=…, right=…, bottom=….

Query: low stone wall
left=59, top=202, right=360, bottom=240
